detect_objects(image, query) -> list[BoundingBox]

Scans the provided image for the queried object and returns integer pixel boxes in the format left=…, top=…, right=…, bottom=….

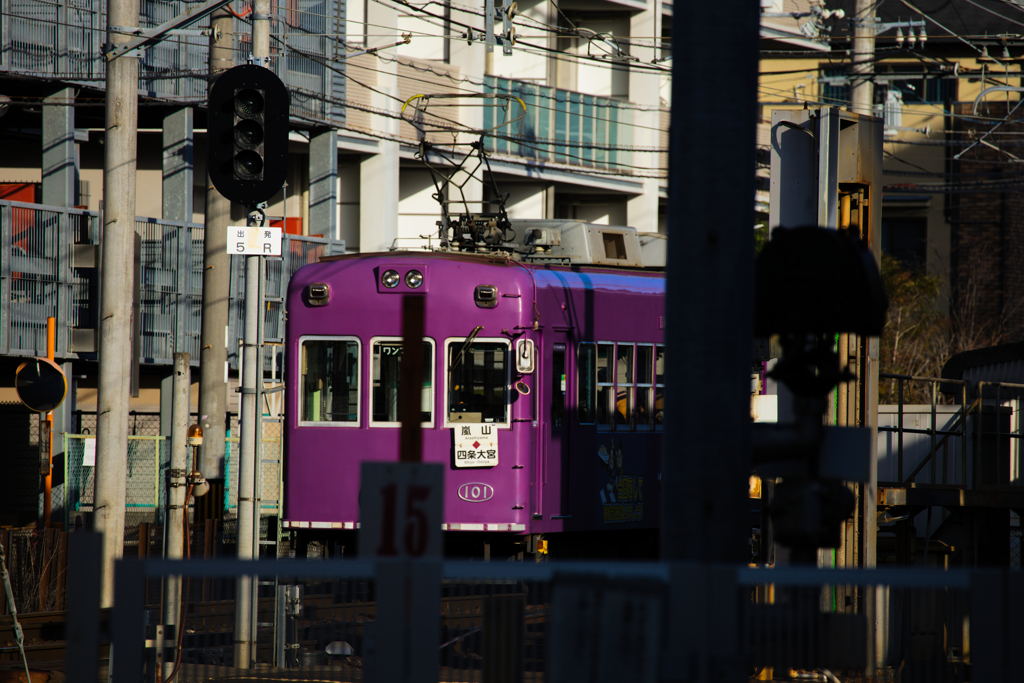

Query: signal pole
left=95, top=0, right=139, bottom=608
left=234, top=0, right=272, bottom=668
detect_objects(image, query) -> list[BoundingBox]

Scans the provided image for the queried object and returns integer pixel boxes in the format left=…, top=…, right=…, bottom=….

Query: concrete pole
left=851, top=0, right=875, bottom=116
left=162, top=352, right=190, bottom=680
left=234, top=0, right=272, bottom=668
left=197, top=7, right=235, bottom=489
left=94, top=0, right=139, bottom=609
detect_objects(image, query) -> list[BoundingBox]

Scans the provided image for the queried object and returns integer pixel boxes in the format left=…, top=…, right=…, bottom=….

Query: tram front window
left=372, top=340, right=434, bottom=424
left=300, top=337, right=359, bottom=424
left=447, top=340, right=509, bottom=423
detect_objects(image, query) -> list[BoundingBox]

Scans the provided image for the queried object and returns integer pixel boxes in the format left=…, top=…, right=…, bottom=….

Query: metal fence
left=878, top=374, right=1024, bottom=489
left=0, top=200, right=331, bottom=368
left=61, top=427, right=283, bottom=535
left=1, top=0, right=343, bottom=127
left=0, top=201, right=95, bottom=356
left=79, top=557, right=1024, bottom=683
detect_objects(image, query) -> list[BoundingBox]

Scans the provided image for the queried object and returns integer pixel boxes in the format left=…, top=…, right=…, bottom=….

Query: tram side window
left=371, top=340, right=434, bottom=424
left=655, top=344, right=665, bottom=428
left=448, top=340, right=509, bottom=423
left=596, top=343, right=614, bottom=428
left=300, top=338, right=360, bottom=424
left=636, top=344, right=654, bottom=430
left=578, top=343, right=596, bottom=424
left=615, top=344, right=634, bottom=430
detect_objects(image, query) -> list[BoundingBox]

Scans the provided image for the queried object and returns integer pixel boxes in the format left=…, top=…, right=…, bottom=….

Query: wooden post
left=0, top=530, right=8, bottom=615
left=202, top=518, right=218, bottom=604
left=56, top=531, right=68, bottom=611
left=138, top=522, right=150, bottom=604
left=40, top=529, right=55, bottom=611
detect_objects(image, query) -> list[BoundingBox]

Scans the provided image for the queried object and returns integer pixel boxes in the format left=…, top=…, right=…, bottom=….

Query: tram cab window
left=299, top=337, right=360, bottom=425
left=371, top=338, right=434, bottom=426
left=446, top=339, right=509, bottom=424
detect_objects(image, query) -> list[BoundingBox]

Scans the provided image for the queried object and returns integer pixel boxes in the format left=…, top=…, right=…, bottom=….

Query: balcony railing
left=483, top=76, right=634, bottom=171
left=1, top=0, right=342, bottom=125
left=0, top=199, right=333, bottom=368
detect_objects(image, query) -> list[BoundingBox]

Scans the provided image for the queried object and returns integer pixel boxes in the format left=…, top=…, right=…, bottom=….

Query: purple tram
left=283, top=221, right=666, bottom=558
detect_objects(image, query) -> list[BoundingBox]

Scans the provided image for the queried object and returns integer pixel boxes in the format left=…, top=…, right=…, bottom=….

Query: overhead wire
left=957, top=0, right=1024, bottom=28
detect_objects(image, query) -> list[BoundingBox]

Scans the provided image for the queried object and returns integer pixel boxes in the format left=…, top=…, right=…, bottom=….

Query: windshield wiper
left=448, top=325, right=484, bottom=382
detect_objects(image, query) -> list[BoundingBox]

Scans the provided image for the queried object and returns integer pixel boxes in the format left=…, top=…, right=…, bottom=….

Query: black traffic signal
left=207, top=64, right=290, bottom=206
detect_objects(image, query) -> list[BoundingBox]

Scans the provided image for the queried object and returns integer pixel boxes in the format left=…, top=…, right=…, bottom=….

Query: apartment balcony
left=0, top=0, right=342, bottom=125
left=483, top=76, right=636, bottom=172
left=0, top=199, right=337, bottom=369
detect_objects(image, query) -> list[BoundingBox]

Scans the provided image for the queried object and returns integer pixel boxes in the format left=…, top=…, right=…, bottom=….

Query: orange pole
left=43, top=317, right=55, bottom=528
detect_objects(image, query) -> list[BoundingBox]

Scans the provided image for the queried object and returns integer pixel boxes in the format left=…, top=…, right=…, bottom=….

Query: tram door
left=548, top=337, right=571, bottom=517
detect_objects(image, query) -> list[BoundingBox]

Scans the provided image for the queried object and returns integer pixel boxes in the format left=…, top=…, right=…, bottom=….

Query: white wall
left=398, top=168, right=441, bottom=248
left=504, top=183, right=548, bottom=220
left=572, top=17, right=630, bottom=98
left=489, top=0, right=550, bottom=84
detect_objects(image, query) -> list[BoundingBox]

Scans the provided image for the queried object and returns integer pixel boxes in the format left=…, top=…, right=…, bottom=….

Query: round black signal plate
left=15, top=358, right=67, bottom=413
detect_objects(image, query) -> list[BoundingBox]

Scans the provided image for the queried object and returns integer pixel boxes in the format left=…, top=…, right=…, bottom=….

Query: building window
left=299, top=336, right=360, bottom=425
left=881, top=216, right=927, bottom=269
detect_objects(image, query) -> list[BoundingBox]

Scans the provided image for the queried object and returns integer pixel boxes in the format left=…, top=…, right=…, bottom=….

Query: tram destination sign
left=228, top=225, right=282, bottom=256
left=453, top=423, right=499, bottom=467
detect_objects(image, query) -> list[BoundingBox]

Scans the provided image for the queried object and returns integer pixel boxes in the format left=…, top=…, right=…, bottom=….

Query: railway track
left=0, top=589, right=549, bottom=670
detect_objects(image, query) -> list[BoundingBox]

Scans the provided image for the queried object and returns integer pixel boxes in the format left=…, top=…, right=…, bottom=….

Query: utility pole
left=197, top=5, right=235, bottom=503
left=851, top=0, right=875, bottom=115
left=234, top=0, right=272, bottom=668
left=94, top=0, right=139, bottom=609
left=161, top=352, right=189, bottom=680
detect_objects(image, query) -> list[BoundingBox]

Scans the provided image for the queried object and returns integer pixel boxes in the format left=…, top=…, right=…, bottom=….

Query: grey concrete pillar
left=309, top=128, right=338, bottom=241
left=162, top=108, right=194, bottom=222
left=42, top=88, right=77, bottom=207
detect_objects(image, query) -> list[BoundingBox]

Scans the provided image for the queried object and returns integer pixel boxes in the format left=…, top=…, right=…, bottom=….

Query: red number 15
left=376, top=484, right=432, bottom=557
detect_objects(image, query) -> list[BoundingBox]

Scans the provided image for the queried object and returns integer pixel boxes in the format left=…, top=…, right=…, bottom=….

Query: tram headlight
left=382, top=269, right=400, bottom=288
left=405, top=270, right=424, bottom=289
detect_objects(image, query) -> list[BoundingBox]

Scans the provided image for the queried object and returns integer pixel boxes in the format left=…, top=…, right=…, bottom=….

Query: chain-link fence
left=62, top=417, right=281, bottom=550
left=63, top=434, right=165, bottom=541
